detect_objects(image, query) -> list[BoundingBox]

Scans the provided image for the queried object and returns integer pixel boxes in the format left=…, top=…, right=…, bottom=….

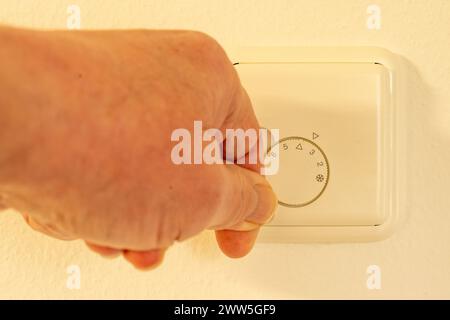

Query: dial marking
left=266, top=136, right=329, bottom=208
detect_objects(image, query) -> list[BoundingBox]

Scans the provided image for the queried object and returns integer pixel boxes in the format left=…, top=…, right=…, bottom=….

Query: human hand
left=0, top=28, right=277, bottom=269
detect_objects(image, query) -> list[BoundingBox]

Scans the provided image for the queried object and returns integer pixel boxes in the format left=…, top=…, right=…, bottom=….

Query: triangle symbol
left=312, top=132, right=319, bottom=140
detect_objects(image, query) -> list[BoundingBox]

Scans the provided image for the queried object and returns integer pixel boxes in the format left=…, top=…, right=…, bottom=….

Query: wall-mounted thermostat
left=233, top=47, right=406, bottom=243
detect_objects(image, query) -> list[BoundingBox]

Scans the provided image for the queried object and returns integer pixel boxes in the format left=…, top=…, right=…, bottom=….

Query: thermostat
left=232, top=47, right=406, bottom=243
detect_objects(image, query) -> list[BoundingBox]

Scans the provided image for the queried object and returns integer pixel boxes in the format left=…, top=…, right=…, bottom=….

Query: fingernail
left=248, top=184, right=278, bottom=224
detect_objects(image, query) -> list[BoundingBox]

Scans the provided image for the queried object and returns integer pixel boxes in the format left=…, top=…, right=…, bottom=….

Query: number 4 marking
left=296, top=143, right=303, bottom=150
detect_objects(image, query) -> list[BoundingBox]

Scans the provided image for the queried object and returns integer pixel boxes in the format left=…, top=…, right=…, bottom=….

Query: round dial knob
left=267, top=136, right=329, bottom=208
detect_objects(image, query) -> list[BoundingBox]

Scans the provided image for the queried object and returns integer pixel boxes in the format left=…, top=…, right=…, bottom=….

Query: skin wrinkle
left=235, top=167, right=258, bottom=226
left=40, top=212, right=75, bottom=240
left=164, top=184, right=186, bottom=230
left=1, top=189, right=73, bottom=238
left=157, top=203, right=175, bottom=249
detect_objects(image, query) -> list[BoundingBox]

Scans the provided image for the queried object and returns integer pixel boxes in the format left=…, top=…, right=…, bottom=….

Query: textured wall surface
left=0, top=0, right=449, bottom=299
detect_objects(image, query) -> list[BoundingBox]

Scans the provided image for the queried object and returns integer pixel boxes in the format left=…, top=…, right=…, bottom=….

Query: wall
left=0, top=0, right=449, bottom=299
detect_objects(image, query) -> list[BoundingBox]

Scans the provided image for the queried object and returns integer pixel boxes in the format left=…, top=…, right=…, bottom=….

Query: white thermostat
left=232, top=47, right=406, bottom=243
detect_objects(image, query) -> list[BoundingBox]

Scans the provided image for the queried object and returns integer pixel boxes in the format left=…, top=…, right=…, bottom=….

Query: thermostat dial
left=267, top=136, right=329, bottom=207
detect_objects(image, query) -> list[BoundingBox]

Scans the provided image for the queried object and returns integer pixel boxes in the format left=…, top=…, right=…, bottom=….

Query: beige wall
left=0, top=0, right=449, bottom=299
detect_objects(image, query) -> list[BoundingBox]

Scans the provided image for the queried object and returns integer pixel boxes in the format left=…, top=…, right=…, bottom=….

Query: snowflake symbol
left=316, top=174, right=324, bottom=182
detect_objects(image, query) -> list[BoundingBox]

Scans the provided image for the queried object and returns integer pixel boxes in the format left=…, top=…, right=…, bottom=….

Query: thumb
left=211, top=164, right=277, bottom=259
left=210, top=164, right=277, bottom=231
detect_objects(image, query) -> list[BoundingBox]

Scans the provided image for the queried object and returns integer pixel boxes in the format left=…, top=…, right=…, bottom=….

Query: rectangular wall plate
left=231, top=47, right=406, bottom=243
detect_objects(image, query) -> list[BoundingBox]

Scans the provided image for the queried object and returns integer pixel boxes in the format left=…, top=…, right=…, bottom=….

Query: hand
left=0, top=28, right=277, bottom=269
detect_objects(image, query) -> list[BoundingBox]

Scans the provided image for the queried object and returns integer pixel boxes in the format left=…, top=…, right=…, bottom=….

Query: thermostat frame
left=230, top=47, right=406, bottom=243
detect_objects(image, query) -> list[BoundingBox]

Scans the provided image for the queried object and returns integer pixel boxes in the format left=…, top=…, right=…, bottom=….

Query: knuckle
left=185, top=31, right=225, bottom=57
left=183, top=31, right=236, bottom=80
